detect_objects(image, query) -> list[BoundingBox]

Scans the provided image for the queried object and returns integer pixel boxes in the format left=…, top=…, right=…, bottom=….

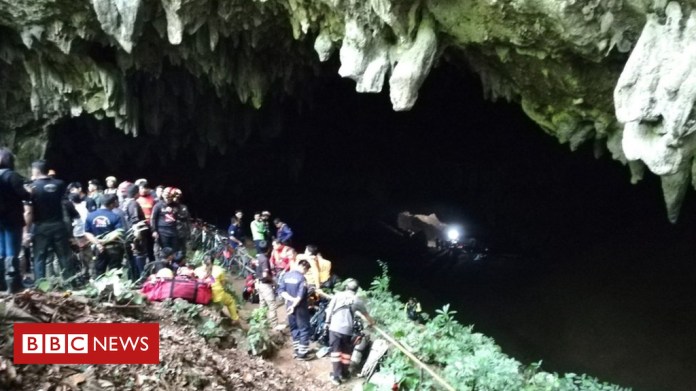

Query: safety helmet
left=156, top=268, right=174, bottom=279
left=177, top=266, right=195, bottom=278
left=118, top=181, right=132, bottom=194
left=344, top=278, right=359, bottom=292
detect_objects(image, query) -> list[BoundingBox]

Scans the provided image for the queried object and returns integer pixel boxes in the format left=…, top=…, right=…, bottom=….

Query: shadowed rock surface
left=2, top=0, right=696, bottom=217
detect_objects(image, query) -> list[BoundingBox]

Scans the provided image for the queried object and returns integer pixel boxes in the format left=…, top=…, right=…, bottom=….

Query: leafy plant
left=163, top=298, right=203, bottom=323
left=370, top=260, right=391, bottom=295
left=365, top=262, right=630, bottom=391
left=198, top=319, right=226, bottom=341
left=246, top=307, right=277, bottom=358
left=72, top=268, right=145, bottom=305
left=431, top=304, right=459, bottom=337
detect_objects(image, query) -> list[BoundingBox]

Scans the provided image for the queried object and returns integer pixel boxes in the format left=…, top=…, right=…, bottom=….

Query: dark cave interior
left=44, top=61, right=696, bottom=391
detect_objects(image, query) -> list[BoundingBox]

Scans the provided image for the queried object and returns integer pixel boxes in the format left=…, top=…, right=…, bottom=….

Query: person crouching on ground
left=155, top=247, right=175, bottom=273
left=278, top=259, right=313, bottom=360
left=325, top=278, right=375, bottom=385
left=195, top=256, right=247, bottom=329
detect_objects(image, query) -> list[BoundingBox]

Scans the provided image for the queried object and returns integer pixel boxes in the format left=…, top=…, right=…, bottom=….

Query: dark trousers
left=254, top=240, right=266, bottom=255
left=95, top=245, right=124, bottom=276
left=0, top=221, right=22, bottom=292
left=33, top=221, right=75, bottom=282
left=329, top=331, right=354, bottom=378
left=124, top=246, right=142, bottom=282
left=133, top=255, right=146, bottom=281
left=288, top=305, right=311, bottom=355
left=159, top=234, right=182, bottom=254
left=142, top=228, right=155, bottom=263
left=22, top=245, right=31, bottom=274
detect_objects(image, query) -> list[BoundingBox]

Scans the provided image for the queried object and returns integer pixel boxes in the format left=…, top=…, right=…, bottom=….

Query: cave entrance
left=43, top=61, right=696, bottom=391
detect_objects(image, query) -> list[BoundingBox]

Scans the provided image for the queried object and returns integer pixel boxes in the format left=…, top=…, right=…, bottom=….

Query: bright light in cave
left=447, top=227, right=460, bottom=242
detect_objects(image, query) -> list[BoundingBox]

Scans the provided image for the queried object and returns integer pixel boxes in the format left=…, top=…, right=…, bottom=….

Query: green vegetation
left=161, top=298, right=229, bottom=343
left=163, top=298, right=203, bottom=323
left=366, top=262, right=629, bottom=391
left=245, top=306, right=279, bottom=358
left=68, top=268, right=145, bottom=305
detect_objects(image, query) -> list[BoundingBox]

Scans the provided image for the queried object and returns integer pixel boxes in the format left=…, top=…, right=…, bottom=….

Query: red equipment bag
left=141, top=277, right=212, bottom=305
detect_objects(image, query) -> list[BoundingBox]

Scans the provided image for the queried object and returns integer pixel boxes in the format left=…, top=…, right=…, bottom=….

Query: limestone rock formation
left=0, top=0, right=694, bottom=219
left=615, top=1, right=696, bottom=221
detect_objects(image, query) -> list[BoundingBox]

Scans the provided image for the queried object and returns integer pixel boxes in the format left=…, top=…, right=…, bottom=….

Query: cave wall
left=0, top=0, right=694, bottom=219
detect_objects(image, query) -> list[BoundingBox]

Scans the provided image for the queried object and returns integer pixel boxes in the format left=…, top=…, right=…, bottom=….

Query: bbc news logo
left=14, top=323, right=159, bottom=364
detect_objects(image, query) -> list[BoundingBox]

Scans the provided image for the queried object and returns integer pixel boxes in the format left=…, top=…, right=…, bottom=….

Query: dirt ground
left=233, top=276, right=362, bottom=391
left=0, top=276, right=365, bottom=391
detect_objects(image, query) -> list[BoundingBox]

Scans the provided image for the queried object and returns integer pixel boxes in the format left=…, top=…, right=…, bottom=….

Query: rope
left=192, top=223, right=456, bottom=389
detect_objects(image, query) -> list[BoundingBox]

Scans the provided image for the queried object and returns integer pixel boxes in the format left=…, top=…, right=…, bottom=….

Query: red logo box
left=13, top=323, right=159, bottom=364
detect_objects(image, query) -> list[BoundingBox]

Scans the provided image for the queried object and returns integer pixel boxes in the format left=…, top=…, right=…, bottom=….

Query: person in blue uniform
left=278, top=259, right=312, bottom=360
left=84, top=194, right=124, bottom=276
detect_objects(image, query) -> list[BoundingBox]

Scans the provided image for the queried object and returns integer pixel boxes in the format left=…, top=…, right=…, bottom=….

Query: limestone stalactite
left=0, top=0, right=695, bottom=219
left=615, top=1, right=696, bottom=221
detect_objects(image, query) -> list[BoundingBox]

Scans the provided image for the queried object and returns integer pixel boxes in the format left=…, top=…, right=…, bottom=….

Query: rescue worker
left=151, top=187, right=183, bottom=254
left=30, top=160, right=75, bottom=282
left=261, top=211, right=272, bottom=242
left=250, top=212, right=267, bottom=254
left=116, top=181, right=131, bottom=204
left=405, top=297, right=424, bottom=323
left=270, top=239, right=294, bottom=278
left=296, top=245, right=332, bottom=292
left=155, top=247, right=176, bottom=273
left=274, top=218, right=293, bottom=245
left=84, top=194, right=125, bottom=276
left=67, top=182, right=97, bottom=212
left=122, top=184, right=147, bottom=281
left=69, top=193, right=94, bottom=279
left=325, top=278, right=375, bottom=385
left=278, top=259, right=313, bottom=360
left=195, top=256, right=246, bottom=329
left=171, top=188, right=191, bottom=253
left=227, top=211, right=244, bottom=248
left=254, top=241, right=278, bottom=327
left=0, top=148, right=31, bottom=292
left=87, top=179, right=103, bottom=208
left=135, top=180, right=156, bottom=224
left=104, top=176, right=118, bottom=195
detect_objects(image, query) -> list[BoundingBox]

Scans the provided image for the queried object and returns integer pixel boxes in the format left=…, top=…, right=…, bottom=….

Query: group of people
left=244, top=232, right=374, bottom=385
left=276, top=253, right=375, bottom=386
left=229, top=210, right=293, bottom=253
left=0, top=148, right=193, bottom=291
left=0, top=147, right=375, bottom=387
